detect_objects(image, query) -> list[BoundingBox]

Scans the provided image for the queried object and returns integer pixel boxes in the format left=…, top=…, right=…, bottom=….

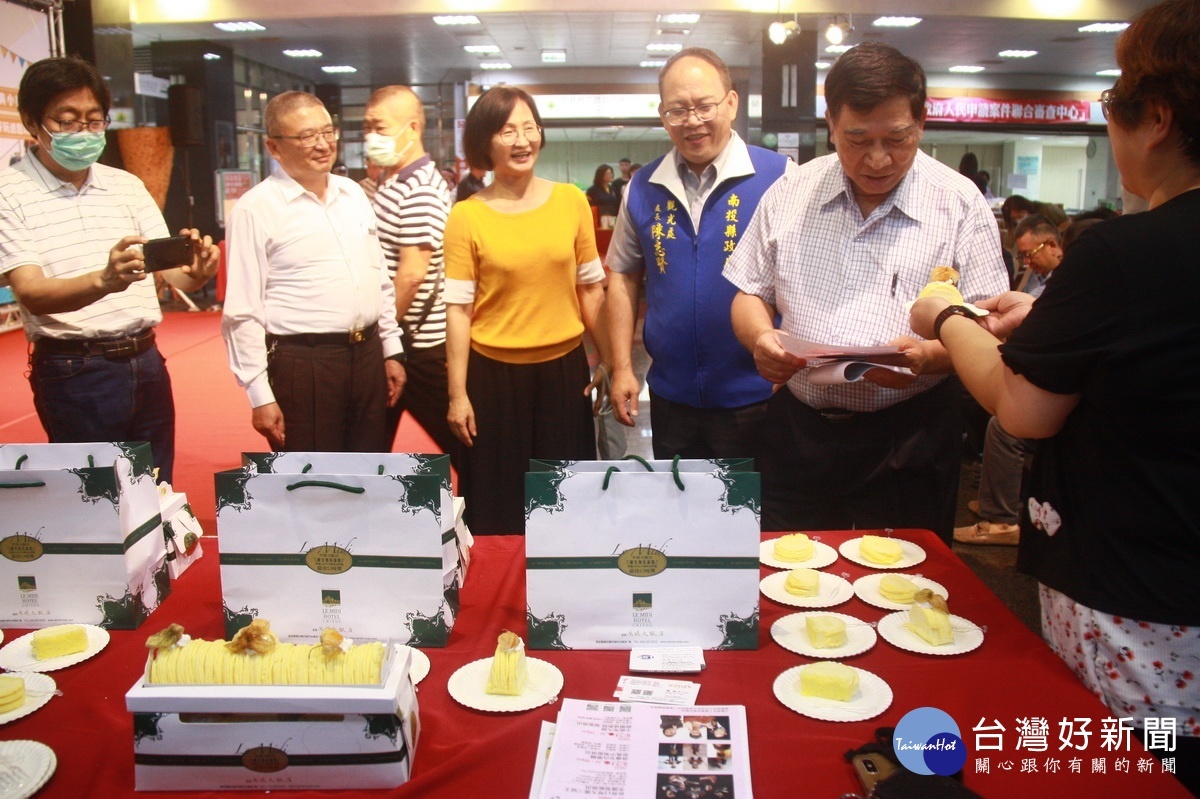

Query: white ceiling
left=128, top=3, right=1156, bottom=91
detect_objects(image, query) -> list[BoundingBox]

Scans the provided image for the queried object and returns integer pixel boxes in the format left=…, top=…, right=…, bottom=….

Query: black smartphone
left=143, top=235, right=194, bottom=272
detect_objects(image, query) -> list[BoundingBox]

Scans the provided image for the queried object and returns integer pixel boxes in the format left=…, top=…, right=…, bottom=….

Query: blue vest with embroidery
left=626, top=145, right=787, bottom=408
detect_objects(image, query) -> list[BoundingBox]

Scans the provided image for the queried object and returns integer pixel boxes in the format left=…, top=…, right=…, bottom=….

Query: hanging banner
left=925, top=97, right=1093, bottom=125
left=1, top=1, right=52, bottom=148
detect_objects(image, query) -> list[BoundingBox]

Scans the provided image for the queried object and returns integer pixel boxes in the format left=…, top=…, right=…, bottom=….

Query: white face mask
left=364, top=131, right=415, bottom=168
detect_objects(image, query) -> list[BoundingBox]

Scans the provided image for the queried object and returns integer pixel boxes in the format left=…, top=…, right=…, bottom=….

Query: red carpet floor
left=0, top=311, right=444, bottom=529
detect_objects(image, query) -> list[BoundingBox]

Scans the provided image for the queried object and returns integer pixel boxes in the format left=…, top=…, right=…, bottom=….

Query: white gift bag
left=216, top=452, right=458, bottom=646
left=0, top=442, right=169, bottom=629
left=525, top=457, right=760, bottom=650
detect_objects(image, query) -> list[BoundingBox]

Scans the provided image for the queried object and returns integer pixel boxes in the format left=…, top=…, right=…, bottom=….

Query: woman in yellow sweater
left=443, top=86, right=609, bottom=535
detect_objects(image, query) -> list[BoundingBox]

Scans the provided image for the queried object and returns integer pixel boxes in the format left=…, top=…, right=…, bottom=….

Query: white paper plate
left=396, top=645, right=430, bottom=686
left=852, top=573, right=950, bottom=611
left=447, top=657, right=563, bottom=713
left=877, top=611, right=985, bottom=656
left=759, top=539, right=838, bottom=570
left=0, top=673, right=56, bottom=726
left=838, top=537, right=927, bottom=570
left=770, top=612, right=877, bottom=659
left=760, top=571, right=853, bottom=608
left=0, top=740, right=56, bottom=799
left=0, top=625, right=109, bottom=673
left=773, top=665, right=892, bottom=722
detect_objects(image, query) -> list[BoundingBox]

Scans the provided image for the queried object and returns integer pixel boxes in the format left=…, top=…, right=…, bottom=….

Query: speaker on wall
left=167, top=84, right=205, bottom=147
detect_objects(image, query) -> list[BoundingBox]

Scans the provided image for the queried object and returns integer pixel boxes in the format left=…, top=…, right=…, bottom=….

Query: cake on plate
left=773, top=533, right=814, bottom=562
left=859, top=535, right=903, bottom=565
left=805, top=616, right=848, bottom=649
left=0, top=675, right=25, bottom=712
left=32, top=625, right=88, bottom=660
left=485, top=631, right=528, bottom=696
left=906, top=590, right=954, bottom=646
left=784, top=568, right=820, bottom=597
left=799, top=661, right=859, bottom=701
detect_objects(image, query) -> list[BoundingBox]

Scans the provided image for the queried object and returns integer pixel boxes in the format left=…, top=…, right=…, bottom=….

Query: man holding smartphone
left=0, top=57, right=219, bottom=483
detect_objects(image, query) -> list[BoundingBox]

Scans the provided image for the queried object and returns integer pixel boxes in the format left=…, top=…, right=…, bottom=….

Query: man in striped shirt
left=364, top=86, right=462, bottom=468
left=726, top=43, right=1009, bottom=541
left=0, top=57, right=219, bottom=483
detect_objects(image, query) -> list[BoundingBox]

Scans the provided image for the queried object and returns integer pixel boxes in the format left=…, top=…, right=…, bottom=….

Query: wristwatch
left=932, top=305, right=979, bottom=341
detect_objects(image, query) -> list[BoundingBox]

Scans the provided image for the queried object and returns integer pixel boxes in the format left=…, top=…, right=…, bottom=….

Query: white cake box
left=125, top=644, right=418, bottom=791
left=157, top=484, right=204, bottom=580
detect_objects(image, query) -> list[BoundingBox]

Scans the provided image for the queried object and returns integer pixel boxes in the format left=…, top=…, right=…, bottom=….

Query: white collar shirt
left=724, top=149, right=1009, bottom=412
left=0, top=152, right=168, bottom=339
left=221, top=170, right=401, bottom=408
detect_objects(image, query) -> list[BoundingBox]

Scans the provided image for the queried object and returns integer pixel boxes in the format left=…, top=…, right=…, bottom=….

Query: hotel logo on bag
left=617, top=546, right=667, bottom=577
left=305, top=544, right=353, bottom=575
left=0, top=532, right=44, bottom=563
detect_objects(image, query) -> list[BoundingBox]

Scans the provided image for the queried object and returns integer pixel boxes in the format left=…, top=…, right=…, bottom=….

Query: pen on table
left=890, top=273, right=898, bottom=297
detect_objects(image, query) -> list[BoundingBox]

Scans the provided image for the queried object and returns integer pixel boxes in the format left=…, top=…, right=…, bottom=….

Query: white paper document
left=537, top=699, right=751, bottom=799
left=614, top=676, right=701, bottom=705
left=777, top=332, right=907, bottom=365
left=629, top=646, right=706, bottom=673
left=807, top=361, right=914, bottom=385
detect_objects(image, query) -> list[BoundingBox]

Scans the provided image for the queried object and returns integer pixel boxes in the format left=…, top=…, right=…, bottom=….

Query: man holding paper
left=725, top=43, right=1007, bottom=539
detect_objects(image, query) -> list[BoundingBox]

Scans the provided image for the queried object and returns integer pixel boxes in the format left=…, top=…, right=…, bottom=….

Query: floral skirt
left=1040, top=584, right=1200, bottom=736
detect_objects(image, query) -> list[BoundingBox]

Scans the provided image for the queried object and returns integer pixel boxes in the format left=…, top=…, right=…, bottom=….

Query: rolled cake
left=0, top=676, right=25, bottom=713
left=799, top=661, right=859, bottom=701
left=145, top=621, right=385, bottom=685
left=773, top=533, right=814, bottom=562
left=879, top=574, right=920, bottom=603
left=805, top=616, right=848, bottom=649
left=32, top=625, right=88, bottom=660
left=859, top=535, right=903, bottom=565
left=906, top=591, right=954, bottom=646
left=485, top=631, right=528, bottom=696
left=784, top=568, right=820, bottom=597
left=917, top=266, right=964, bottom=305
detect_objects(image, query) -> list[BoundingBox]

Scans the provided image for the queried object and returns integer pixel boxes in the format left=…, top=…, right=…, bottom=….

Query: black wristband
left=932, top=305, right=977, bottom=341
left=387, top=353, right=407, bottom=364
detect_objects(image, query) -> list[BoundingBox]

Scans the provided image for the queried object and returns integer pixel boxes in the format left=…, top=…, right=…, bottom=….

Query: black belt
left=267, top=323, right=378, bottom=347
left=34, top=329, right=156, bottom=359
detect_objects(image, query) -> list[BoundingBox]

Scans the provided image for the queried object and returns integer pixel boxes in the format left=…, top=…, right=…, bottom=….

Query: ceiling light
left=433, top=15, right=480, bottom=26
left=283, top=49, right=322, bottom=58
left=1078, top=22, right=1130, bottom=33
left=479, top=62, right=512, bottom=70
left=640, top=60, right=667, bottom=68
left=321, top=65, right=357, bottom=74
left=998, top=50, right=1037, bottom=58
left=949, top=65, right=985, bottom=73
left=873, top=16, right=921, bottom=27
left=815, top=61, right=832, bottom=70
left=203, top=53, right=221, bottom=61
left=463, top=45, right=500, bottom=54
left=825, top=44, right=854, bottom=54
left=768, top=20, right=801, bottom=46
left=657, top=28, right=691, bottom=36
left=657, top=14, right=701, bottom=25
left=826, top=16, right=852, bottom=45
left=646, top=43, right=684, bottom=53
left=541, top=49, right=566, bottom=63
left=1095, top=68, right=1122, bottom=76
left=213, top=21, right=265, bottom=33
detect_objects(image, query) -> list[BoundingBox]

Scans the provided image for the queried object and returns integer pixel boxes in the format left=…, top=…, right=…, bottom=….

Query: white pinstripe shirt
left=0, top=152, right=168, bottom=340
left=724, top=150, right=1009, bottom=412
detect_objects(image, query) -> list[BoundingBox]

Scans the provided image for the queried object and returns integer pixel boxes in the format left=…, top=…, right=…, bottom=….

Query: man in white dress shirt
left=725, top=43, right=1009, bottom=540
left=222, top=91, right=404, bottom=452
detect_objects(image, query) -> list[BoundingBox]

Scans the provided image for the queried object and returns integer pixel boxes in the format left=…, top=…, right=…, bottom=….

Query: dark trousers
left=462, top=345, right=595, bottom=535
left=649, top=389, right=767, bottom=463
left=31, top=343, right=176, bottom=483
left=759, top=378, right=962, bottom=543
left=384, top=343, right=463, bottom=472
left=267, top=334, right=387, bottom=453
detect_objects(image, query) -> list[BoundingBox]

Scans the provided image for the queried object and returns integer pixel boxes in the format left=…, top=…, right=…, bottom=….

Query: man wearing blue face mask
left=0, top=57, right=219, bottom=483
left=362, top=85, right=461, bottom=468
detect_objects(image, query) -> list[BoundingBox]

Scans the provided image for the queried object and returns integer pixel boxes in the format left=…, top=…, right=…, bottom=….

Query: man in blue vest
left=605, top=47, right=795, bottom=459
left=725, top=43, right=1009, bottom=540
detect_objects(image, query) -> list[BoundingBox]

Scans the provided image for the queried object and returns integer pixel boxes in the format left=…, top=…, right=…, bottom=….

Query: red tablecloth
left=3, top=530, right=1191, bottom=798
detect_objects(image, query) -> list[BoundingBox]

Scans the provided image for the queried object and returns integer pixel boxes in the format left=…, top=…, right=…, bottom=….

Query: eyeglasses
left=1017, top=240, right=1049, bottom=261
left=1099, top=88, right=1115, bottom=121
left=272, top=127, right=340, bottom=147
left=662, top=91, right=730, bottom=126
left=496, top=124, right=542, bottom=145
left=45, top=116, right=111, bottom=134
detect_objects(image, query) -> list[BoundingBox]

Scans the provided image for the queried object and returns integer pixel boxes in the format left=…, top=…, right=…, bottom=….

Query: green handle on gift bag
left=602, top=455, right=685, bottom=491
left=285, top=480, right=366, bottom=494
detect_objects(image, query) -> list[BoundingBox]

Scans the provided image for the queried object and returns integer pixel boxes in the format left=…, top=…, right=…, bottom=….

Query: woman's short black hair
left=18, top=56, right=111, bottom=128
left=462, top=86, right=545, bottom=171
